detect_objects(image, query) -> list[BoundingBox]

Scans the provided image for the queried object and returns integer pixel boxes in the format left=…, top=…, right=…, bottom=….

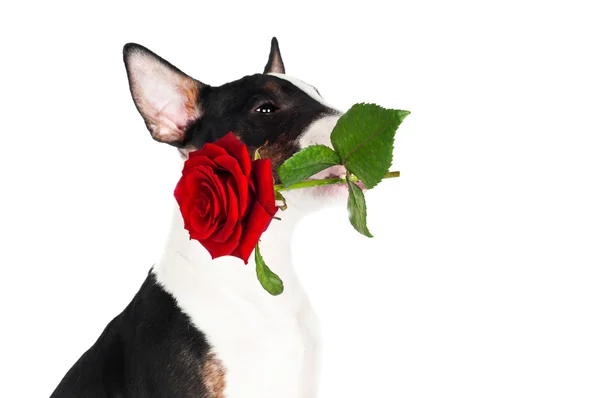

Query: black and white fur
left=51, top=38, right=346, bottom=398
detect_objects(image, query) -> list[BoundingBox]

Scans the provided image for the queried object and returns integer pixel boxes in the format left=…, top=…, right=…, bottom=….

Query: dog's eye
left=254, top=103, right=278, bottom=114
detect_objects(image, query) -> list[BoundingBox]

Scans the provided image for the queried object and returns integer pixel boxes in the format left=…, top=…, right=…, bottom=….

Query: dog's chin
left=282, top=188, right=347, bottom=214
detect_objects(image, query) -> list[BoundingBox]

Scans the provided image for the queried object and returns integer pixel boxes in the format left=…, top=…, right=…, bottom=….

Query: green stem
left=274, top=171, right=400, bottom=192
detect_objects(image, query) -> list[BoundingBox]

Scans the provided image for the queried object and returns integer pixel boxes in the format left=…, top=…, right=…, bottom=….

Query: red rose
left=174, top=132, right=278, bottom=263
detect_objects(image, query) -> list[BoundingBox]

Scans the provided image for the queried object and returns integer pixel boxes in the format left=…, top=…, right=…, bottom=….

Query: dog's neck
left=152, top=190, right=322, bottom=398
left=154, top=192, right=310, bottom=310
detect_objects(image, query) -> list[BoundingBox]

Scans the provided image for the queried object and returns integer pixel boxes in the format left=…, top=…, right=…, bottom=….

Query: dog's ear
left=264, top=37, right=285, bottom=74
left=123, top=43, right=203, bottom=146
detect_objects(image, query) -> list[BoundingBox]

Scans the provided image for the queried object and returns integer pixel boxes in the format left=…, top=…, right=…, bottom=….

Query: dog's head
left=124, top=39, right=346, bottom=212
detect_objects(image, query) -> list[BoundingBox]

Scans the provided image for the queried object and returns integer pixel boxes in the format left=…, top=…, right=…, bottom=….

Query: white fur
left=154, top=76, right=344, bottom=398
left=298, top=115, right=340, bottom=149
left=269, top=73, right=334, bottom=109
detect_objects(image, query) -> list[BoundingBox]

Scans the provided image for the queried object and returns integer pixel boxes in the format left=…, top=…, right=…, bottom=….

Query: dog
left=51, top=38, right=347, bottom=398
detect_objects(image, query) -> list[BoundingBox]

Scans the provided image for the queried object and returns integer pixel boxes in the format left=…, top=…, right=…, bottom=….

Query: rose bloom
left=174, top=132, right=278, bottom=263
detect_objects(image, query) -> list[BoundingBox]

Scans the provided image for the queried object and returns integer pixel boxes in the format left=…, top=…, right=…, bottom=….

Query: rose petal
left=214, top=132, right=252, bottom=176
left=182, top=155, right=219, bottom=174
left=174, top=173, right=190, bottom=206
left=232, top=201, right=277, bottom=263
left=198, top=168, right=227, bottom=212
left=187, top=169, right=223, bottom=213
left=189, top=205, right=211, bottom=238
left=200, top=223, right=243, bottom=259
left=210, top=177, right=240, bottom=243
left=174, top=176, right=193, bottom=231
left=175, top=171, right=206, bottom=232
left=199, top=183, right=222, bottom=226
left=251, top=158, right=277, bottom=215
left=213, top=155, right=250, bottom=219
left=191, top=215, right=222, bottom=241
left=188, top=142, right=228, bottom=160
left=231, top=158, right=278, bottom=263
left=175, top=166, right=228, bottom=239
left=196, top=193, right=210, bottom=217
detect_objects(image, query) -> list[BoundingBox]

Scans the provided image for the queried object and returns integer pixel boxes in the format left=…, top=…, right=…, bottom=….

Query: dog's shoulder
left=51, top=271, right=222, bottom=398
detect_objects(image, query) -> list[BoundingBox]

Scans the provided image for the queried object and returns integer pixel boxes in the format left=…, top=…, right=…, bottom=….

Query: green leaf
left=255, top=244, right=284, bottom=296
left=347, top=175, right=373, bottom=238
left=331, top=103, right=410, bottom=189
left=277, top=145, right=341, bottom=187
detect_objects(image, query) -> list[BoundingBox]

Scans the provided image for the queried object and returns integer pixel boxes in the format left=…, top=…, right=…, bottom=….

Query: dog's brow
left=264, top=81, right=281, bottom=92
left=269, top=73, right=328, bottom=106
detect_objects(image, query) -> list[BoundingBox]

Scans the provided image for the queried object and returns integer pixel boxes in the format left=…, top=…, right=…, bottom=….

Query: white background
left=1, top=1, right=599, bottom=397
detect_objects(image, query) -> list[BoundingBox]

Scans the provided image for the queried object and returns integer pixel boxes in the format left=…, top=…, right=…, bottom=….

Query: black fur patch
left=51, top=272, right=215, bottom=397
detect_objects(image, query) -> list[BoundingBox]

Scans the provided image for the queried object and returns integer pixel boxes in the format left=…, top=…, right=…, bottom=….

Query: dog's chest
left=153, top=254, right=320, bottom=398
